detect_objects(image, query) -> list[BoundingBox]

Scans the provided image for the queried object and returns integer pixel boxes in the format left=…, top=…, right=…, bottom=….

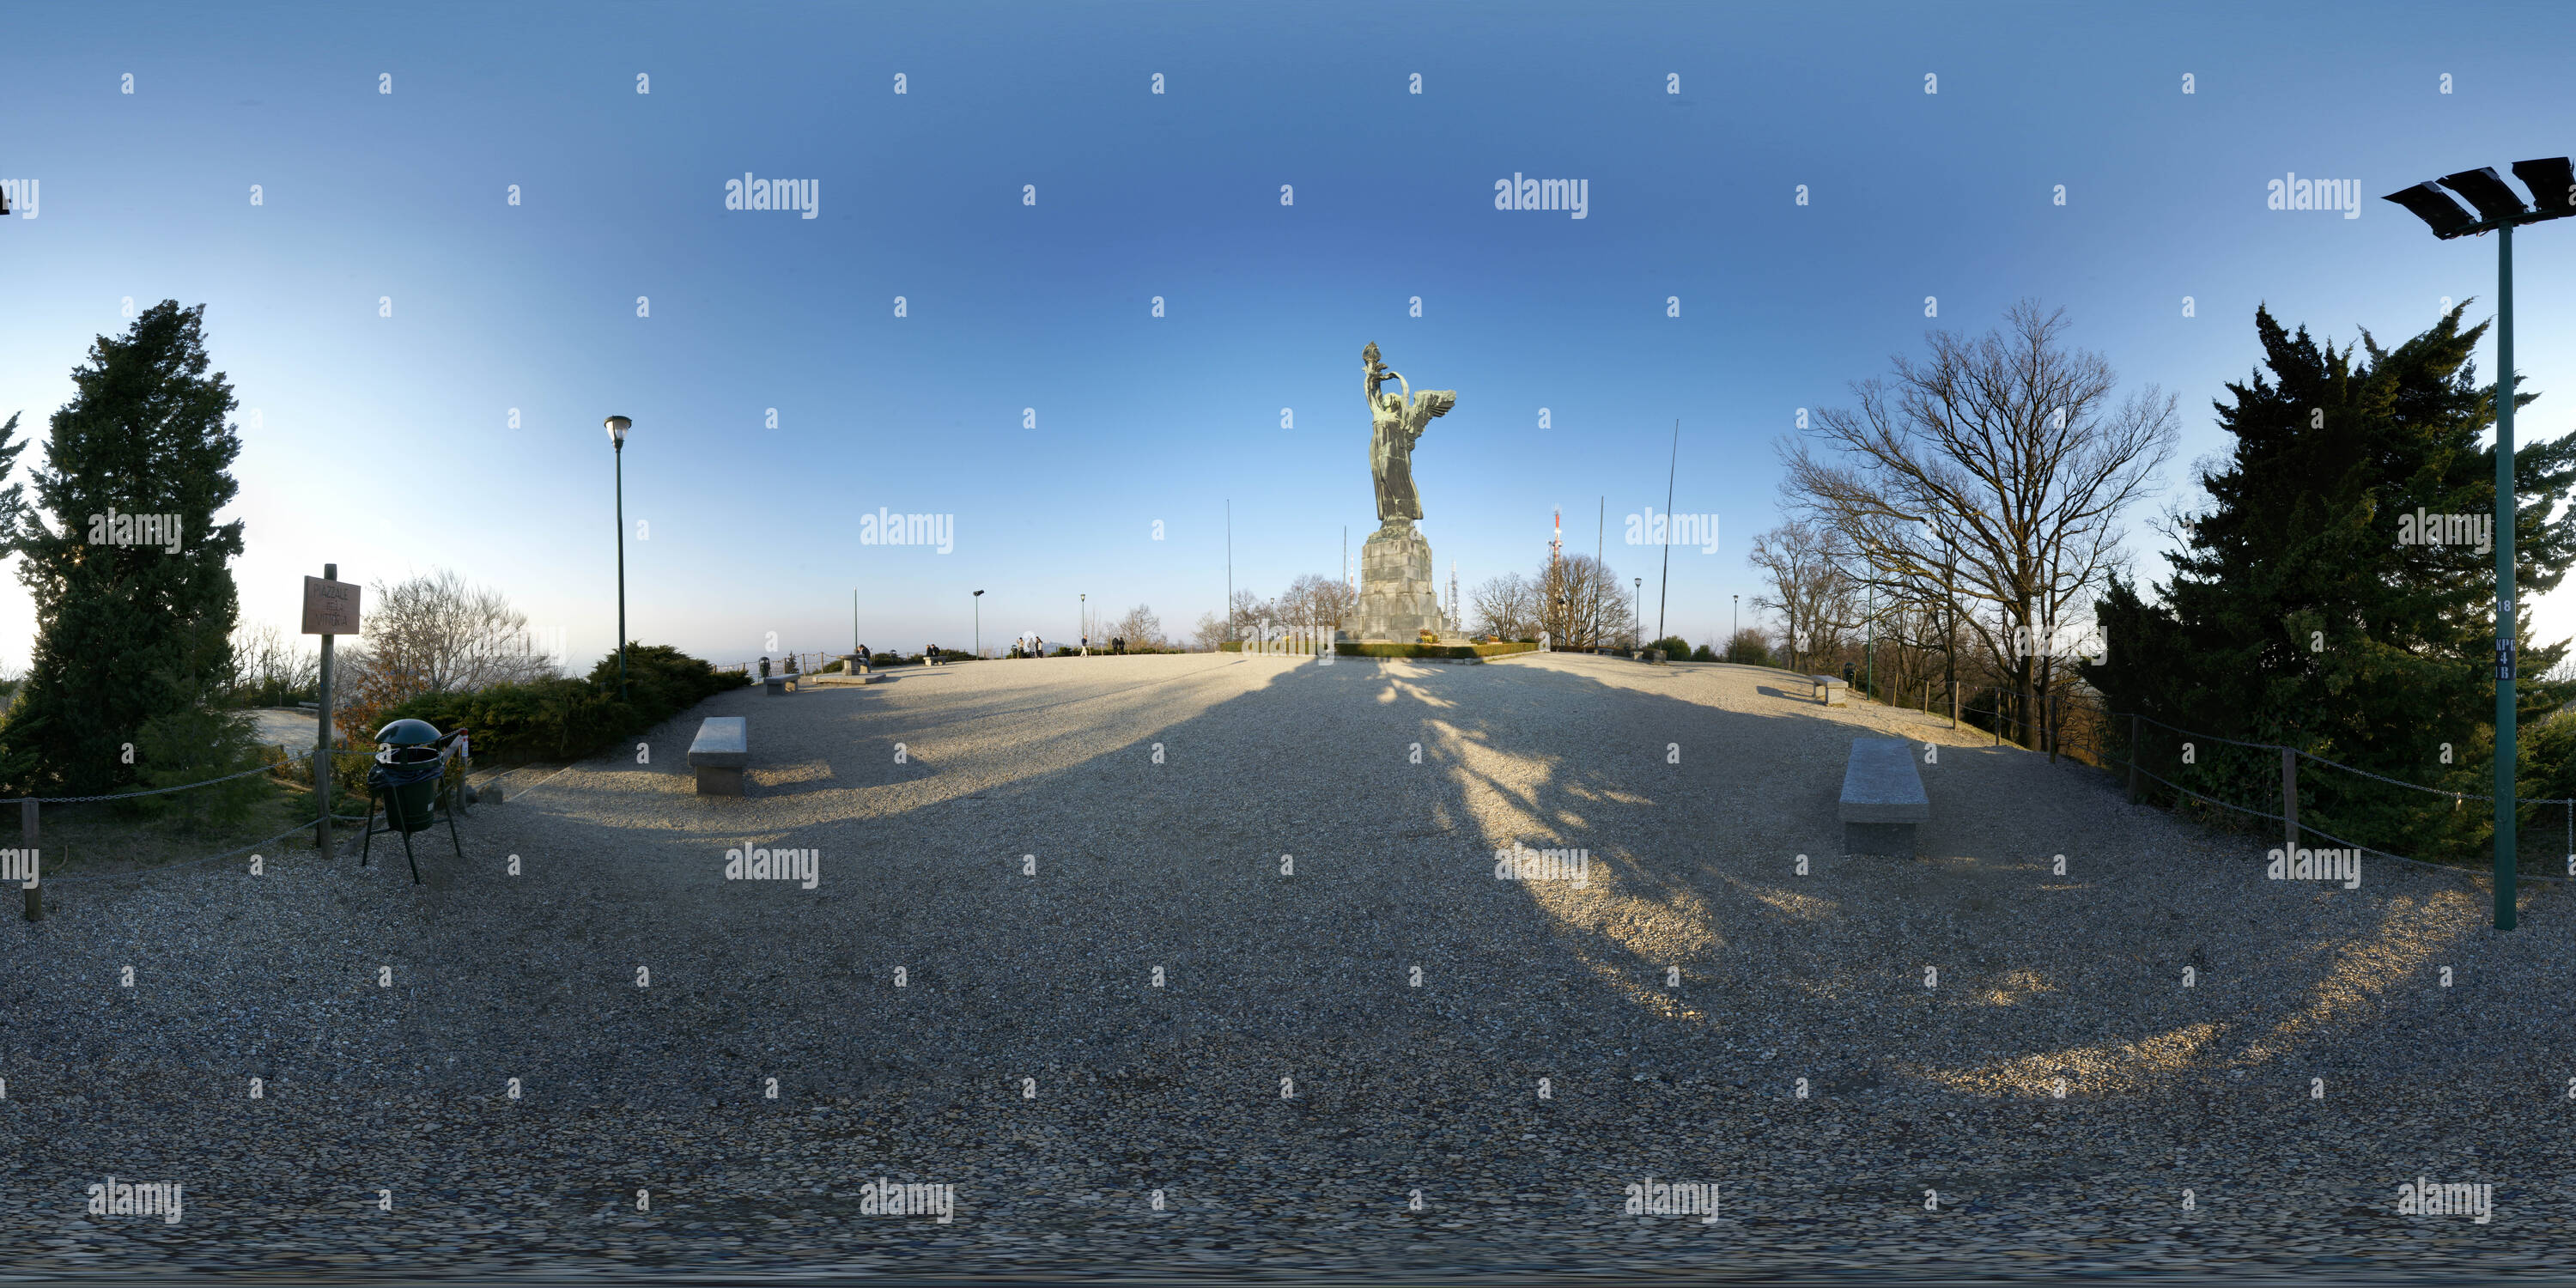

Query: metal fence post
left=2281, top=746, right=2299, bottom=857
left=20, top=798, right=36, bottom=921
left=2127, top=714, right=2141, bottom=804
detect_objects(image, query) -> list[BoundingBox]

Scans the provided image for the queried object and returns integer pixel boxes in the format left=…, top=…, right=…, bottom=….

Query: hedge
left=1334, top=642, right=1481, bottom=659
left=372, top=643, right=749, bottom=763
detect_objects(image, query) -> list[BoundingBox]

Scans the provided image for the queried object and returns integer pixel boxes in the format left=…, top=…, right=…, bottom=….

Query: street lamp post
left=2385, top=156, right=2575, bottom=932
left=1633, top=577, right=1642, bottom=653
left=974, top=590, right=985, bottom=658
left=604, top=416, right=631, bottom=700
left=1079, top=592, right=1086, bottom=656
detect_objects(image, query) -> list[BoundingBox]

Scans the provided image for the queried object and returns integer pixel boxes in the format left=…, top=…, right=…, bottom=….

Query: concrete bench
left=762, top=674, right=799, bottom=696
left=1840, top=737, right=1929, bottom=854
left=688, top=716, right=748, bottom=796
left=1811, top=675, right=1848, bottom=706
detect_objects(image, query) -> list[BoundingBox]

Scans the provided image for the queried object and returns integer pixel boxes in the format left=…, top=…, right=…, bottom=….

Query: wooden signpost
left=302, top=567, right=360, bottom=852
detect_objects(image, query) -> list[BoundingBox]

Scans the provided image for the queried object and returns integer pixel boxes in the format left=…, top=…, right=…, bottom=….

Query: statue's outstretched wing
left=1409, top=390, right=1456, bottom=423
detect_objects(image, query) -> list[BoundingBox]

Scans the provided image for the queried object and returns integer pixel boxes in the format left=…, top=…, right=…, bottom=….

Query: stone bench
left=1840, top=737, right=1928, bottom=854
left=688, top=716, right=748, bottom=796
left=762, top=674, right=799, bottom=696
left=1811, top=675, right=1848, bottom=706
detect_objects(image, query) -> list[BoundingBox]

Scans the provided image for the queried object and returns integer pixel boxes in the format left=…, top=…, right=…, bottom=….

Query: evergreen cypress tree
left=2092, top=304, right=2576, bottom=860
left=0, top=302, right=247, bottom=796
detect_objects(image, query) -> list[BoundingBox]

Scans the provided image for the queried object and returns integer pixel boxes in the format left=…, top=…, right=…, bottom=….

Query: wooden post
left=1950, top=681, right=1959, bottom=731
left=20, top=798, right=37, bottom=921
left=2127, top=714, right=2141, bottom=804
left=316, top=562, right=337, bottom=854
left=2281, top=746, right=2300, bottom=858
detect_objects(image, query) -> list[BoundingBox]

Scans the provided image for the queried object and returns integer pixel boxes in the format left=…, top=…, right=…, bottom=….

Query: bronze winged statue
left=1364, top=343, right=1456, bottom=524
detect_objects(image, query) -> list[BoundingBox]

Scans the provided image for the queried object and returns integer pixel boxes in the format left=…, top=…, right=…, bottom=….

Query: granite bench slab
left=688, top=716, right=747, bottom=796
left=1840, top=736, right=1928, bottom=854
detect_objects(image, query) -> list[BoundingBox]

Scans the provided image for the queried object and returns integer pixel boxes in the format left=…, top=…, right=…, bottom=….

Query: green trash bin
left=361, top=718, right=463, bottom=884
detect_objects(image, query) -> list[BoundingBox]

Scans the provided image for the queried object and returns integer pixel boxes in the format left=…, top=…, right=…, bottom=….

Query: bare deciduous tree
left=337, top=569, right=558, bottom=715
left=1227, top=587, right=1275, bottom=642
left=225, top=622, right=319, bottom=705
left=1747, top=519, right=1856, bottom=674
left=1109, top=604, right=1164, bottom=649
left=1782, top=301, right=2174, bottom=740
left=1280, top=573, right=1358, bottom=637
left=1471, top=572, right=1538, bottom=641
left=1191, top=611, right=1230, bottom=652
left=1537, top=554, right=1625, bottom=650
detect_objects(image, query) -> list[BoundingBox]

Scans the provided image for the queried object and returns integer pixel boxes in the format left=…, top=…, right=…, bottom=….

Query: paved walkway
left=4, top=653, right=2569, bottom=1276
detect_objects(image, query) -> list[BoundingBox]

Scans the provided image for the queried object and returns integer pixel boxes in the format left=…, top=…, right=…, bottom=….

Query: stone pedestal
left=1352, top=521, right=1445, bottom=642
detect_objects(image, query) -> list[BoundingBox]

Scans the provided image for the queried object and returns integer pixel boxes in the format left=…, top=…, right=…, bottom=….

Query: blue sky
left=7, top=1, right=2576, bottom=668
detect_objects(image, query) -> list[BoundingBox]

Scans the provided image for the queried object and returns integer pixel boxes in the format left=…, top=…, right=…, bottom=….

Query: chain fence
left=1951, top=684, right=2574, bottom=883
left=6, top=745, right=466, bottom=895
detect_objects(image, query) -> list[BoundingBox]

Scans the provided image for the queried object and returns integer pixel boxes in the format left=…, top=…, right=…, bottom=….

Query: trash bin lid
left=374, top=717, right=444, bottom=747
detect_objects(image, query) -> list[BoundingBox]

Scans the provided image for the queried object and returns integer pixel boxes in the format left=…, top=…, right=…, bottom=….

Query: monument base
left=1352, top=520, right=1446, bottom=642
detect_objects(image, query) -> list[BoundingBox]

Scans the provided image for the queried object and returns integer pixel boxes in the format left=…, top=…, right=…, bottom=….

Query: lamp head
left=605, top=415, right=631, bottom=447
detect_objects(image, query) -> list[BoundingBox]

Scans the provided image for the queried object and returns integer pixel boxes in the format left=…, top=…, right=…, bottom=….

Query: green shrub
left=1334, top=642, right=1485, bottom=659
left=373, top=644, right=745, bottom=764
left=1691, top=644, right=1716, bottom=662
left=131, top=703, right=273, bottom=829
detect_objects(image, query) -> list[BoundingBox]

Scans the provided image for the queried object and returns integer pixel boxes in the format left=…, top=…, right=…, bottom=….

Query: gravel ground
left=4, top=651, right=2572, bottom=1279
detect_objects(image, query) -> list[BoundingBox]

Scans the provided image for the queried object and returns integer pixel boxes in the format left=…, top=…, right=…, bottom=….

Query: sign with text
left=301, top=576, right=361, bottom=635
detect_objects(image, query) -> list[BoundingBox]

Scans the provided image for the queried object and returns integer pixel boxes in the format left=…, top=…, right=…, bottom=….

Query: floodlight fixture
left=2439, top=167, right=2531, bottom=224
left=2381, top=154, right=2576, bottom=931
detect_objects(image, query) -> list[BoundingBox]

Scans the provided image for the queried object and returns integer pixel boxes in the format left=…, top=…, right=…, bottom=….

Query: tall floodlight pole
left=974, top=590, right=985, bottom=658
left=2385, top=157, right=2575, bottom=930
left=1632, top=577, right=1642, bottom=651
left=1657, top=419, right=1678, bottom=642
left=1226, top=500, right=1234, bottom=646
left=1732, top=593, right=1739, bottom=648
left=605, top=416, right=632, bottom=699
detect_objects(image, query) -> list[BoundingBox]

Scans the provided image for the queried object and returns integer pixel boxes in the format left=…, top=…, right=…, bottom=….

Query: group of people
left=1004, top=635, right=1136, bottom=658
